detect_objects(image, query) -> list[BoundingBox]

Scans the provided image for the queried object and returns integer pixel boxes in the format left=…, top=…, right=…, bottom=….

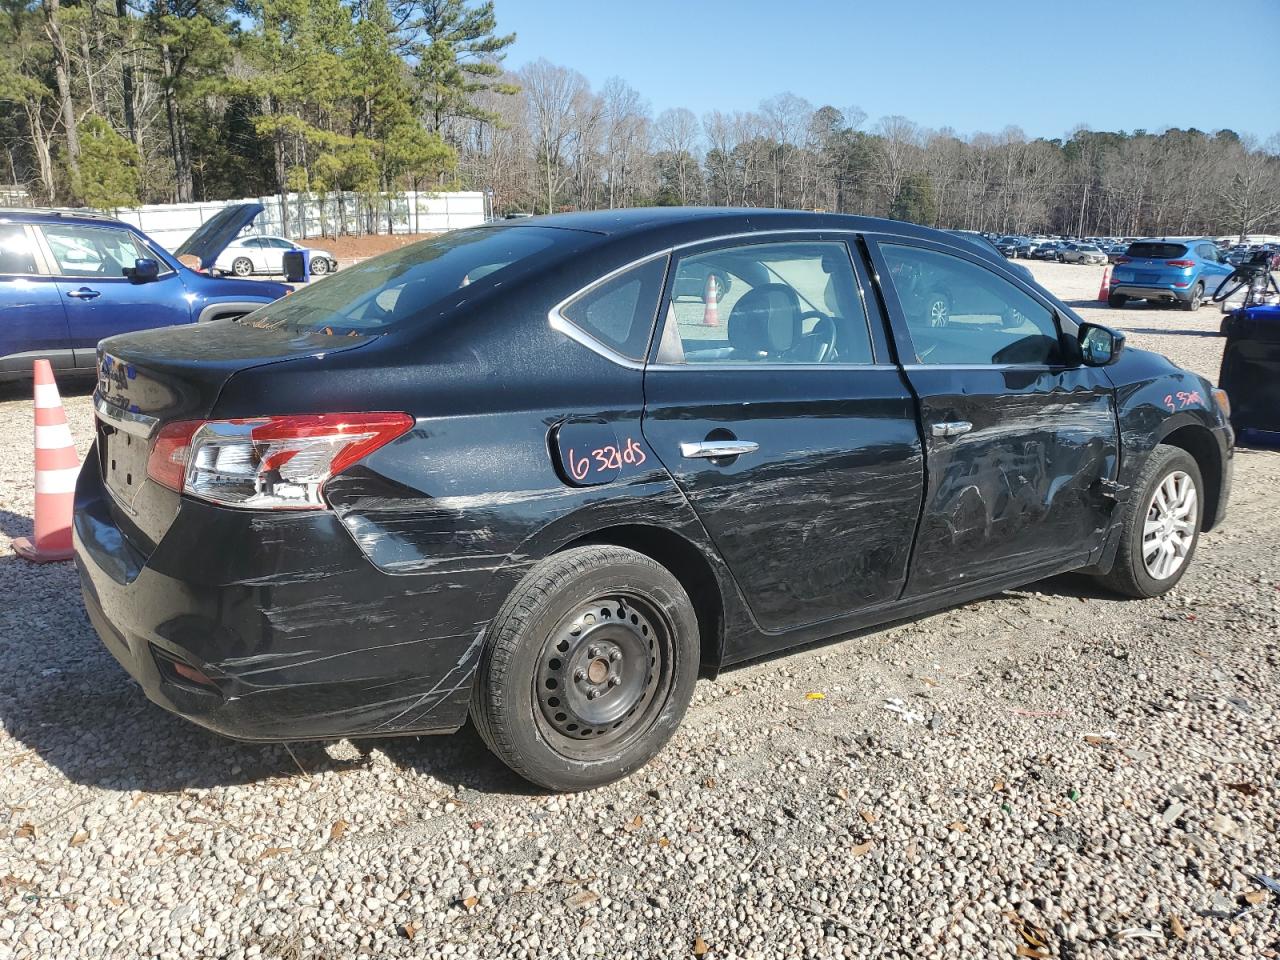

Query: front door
left=642, top=237, right=925, bottom=633
left=866, top=235, right=1120, bottom=598
left=38, top=222, right=193, bottom=352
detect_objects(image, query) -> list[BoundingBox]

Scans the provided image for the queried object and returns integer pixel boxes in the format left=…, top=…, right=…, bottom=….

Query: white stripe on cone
left=35, top=423, right=74, bottom=449
left=35, top=466, right=80, bottom=495
left=34, top=383, right=62, bottom=408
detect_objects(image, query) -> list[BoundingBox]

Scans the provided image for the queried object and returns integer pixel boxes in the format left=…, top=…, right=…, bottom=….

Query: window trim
left=547, top=250, right=671, bottom=371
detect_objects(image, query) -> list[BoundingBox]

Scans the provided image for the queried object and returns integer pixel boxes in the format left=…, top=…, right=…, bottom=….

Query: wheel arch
left=1156, top=422, right=1224, bottom=531
left=558, top=523, right=725, bottom=678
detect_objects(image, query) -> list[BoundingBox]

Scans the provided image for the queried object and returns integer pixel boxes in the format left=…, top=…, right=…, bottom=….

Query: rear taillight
left=145, top=413, right=413, bottom=510
left=1166, top=260, right=1195, bottom=268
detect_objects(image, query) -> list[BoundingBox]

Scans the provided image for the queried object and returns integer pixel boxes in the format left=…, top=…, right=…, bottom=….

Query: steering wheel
left=787, top=310, right=838, bottom=363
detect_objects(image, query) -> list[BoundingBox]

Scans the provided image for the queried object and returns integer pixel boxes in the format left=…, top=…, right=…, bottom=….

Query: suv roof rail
left=0, top=207, right=121, bottom=222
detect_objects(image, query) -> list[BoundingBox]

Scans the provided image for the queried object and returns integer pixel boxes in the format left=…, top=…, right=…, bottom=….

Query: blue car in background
left=0, top=204, right=289, bottom=382
left=1108, top=238, right=1235, bottom=311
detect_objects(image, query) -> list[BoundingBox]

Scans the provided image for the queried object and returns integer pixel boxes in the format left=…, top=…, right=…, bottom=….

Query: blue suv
left=0, top=205, right=289, bottom=382
left=1108, top=239, right=1235, bottom=311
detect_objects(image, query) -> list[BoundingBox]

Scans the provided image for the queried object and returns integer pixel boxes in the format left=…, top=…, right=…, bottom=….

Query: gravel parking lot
left=1, top=259, right=1277, bottom=960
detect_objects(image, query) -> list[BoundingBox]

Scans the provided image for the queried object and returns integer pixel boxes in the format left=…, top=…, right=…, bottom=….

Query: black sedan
left=77, top=208, right=1234, bottom=791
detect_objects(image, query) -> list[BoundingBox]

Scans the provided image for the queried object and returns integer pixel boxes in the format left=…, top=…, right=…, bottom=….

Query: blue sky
left=495, top=0, right=1280, bottom=141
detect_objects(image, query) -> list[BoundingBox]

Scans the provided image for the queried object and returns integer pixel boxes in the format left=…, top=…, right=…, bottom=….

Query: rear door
left=641, top=236, right=925, bottom=633
left=865, top=234, right=1119, bottom=597
left=37, top=222, right=193, bottom=353
left=0, top=222, right=74, bottom=374
left=1196, top=243, right=1232, bottom=297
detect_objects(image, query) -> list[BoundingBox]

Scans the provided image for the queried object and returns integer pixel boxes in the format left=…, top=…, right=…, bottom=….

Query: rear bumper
left=73, top=449, right=485, bottom=741
left=1110, top=283, right=1193, bottom=302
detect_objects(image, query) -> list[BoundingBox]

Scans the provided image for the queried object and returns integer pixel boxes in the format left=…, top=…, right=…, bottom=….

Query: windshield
left=1126, top=242, right=1187, bottom=260
left=242, top=226, right=564, bottom=334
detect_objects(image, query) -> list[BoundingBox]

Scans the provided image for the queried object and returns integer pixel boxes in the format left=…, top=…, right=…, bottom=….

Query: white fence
left=101, top=190, right=488, bottom=250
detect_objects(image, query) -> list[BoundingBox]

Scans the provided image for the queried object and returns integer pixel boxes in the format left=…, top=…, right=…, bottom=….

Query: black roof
left=505, top=206, right=941, bottom=241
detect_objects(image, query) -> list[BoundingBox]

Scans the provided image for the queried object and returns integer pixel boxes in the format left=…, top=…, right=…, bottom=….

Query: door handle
left=66, top=287, right=100, bottom=300
left=680, top=440, right=760, bottom=459
left=930, top=420, right=973, bottom=439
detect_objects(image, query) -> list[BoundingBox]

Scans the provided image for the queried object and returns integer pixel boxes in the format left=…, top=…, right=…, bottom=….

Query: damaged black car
left=75, top=209, right=1233, bottom=791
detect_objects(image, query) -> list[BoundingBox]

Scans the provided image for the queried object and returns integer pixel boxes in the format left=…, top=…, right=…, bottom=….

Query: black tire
left=1182, top=281, right=1203, bottom=312
left=1094, top=445, right=1203, bottom=599
left=231, top=257, right=253, bottom=277
left=471, top=545, right=700, bottom=791
left=309, top=256, right=330, bottom=276
left=1108, top=293, right=1128, bottom=308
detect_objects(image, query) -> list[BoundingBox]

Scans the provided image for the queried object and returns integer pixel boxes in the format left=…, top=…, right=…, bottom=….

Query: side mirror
left=1079, top=322, right=1125, bottom=366
left=128, top=257, right=160, bottom=282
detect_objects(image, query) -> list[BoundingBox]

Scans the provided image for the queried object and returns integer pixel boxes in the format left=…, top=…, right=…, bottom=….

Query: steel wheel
left=533, top=593, right=672, bottom=762
left=1142, top=470, right=1197, bottom=581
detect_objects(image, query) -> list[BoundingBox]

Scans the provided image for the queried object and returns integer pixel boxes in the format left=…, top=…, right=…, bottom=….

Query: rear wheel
left=1182, top=281, right=1203, bottom=312
left=471, top=546, right=699, bottom=791
left=1094, top=445, right=1202, bottom=598
left=231, top=257, right=253, bottom=277
left=1108, top=292, right=1128, bottom=308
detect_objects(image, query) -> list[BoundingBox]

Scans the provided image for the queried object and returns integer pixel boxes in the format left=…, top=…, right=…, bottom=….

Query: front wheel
left=1094, top=445, right=1203, bottom=598
left=471, top=546, right=700, bottom=791
left=309, top=256, right=330, bottom=276
left=925, top=291, right=951, bottom=327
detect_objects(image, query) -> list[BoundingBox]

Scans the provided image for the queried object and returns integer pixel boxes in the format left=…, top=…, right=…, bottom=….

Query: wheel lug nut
left=574, top=669, right=586, bottom=682
left=608, top=676, right=621, bottom=687
left=609, top=650, right=621, bottom=662
left=587, top=689, right=600, bottom=700
left=588, top=646, right=601, bottom=658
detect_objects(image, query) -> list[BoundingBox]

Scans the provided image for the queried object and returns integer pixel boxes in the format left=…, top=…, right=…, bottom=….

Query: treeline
left=4, top=0, right=1279, bottom=239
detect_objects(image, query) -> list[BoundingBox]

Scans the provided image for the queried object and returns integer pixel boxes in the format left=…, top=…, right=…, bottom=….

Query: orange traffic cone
left=13, top=360, right=79, bottom=563
left=1097, top=266, right=1112, bottom=302
left=702, top=274, right=720, bottom=327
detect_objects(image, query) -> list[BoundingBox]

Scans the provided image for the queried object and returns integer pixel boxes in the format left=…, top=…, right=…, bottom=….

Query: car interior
left=656, top=242, right=875, bottom=365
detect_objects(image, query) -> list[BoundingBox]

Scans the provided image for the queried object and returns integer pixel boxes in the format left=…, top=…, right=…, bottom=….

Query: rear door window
left=0, top=225, right=39, bottom=275
left=654, top=241, right=874, bottom=365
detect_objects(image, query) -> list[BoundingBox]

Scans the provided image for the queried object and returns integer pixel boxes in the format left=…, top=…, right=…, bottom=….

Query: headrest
left=728, top=284, right=800, bottom=360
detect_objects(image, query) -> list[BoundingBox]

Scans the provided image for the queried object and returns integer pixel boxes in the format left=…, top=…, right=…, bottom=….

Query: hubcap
left=1142, top=470, right=1197, bottom=580
left=928, top=298, right=949, bottom=327
left=535, top=596, right=666, bottom=747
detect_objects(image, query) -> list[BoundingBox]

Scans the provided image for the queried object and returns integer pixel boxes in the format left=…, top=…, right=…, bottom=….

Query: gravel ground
left=1, top=260, right=1277, bottom=960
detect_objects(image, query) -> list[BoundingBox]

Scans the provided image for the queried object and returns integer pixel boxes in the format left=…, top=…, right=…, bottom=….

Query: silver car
left=1059, top=243, right=1108, bottom=265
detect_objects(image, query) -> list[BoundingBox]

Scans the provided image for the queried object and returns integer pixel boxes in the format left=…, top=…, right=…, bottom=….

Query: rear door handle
left=930, top=421, right=972, bottom=439
left=66, top=287, right=100, bottom=300
left=680, top=440, right=759, bottom=459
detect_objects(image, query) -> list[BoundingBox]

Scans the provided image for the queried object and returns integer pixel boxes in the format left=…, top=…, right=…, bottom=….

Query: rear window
left=242, top=226, right=566, bottom=334
left=1126, top=242, right=1187, bottom=259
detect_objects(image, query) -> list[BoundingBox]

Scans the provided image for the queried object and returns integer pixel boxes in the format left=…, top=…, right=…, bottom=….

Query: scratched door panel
left=899, top=366, right=1119, bottom=595
left=642, top=366, right=925, bottom=633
